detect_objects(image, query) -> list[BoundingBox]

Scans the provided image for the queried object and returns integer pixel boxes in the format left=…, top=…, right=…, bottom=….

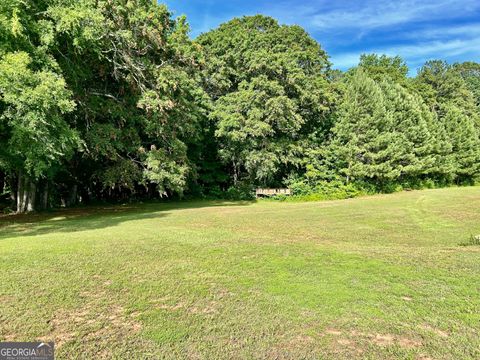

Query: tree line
left=0, top=1, right=479, bottom=212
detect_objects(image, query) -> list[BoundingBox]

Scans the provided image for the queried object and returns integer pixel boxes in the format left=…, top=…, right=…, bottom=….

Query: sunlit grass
left=0, top=187, right=479, bottom=359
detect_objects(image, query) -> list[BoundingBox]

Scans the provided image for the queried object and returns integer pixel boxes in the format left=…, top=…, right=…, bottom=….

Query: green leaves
left=359, top=54, right=409, bottom=84
left=379, top=80, right=435, bottom=177
left=0, top=51, right=78, bottom=178
left=0, top=0, right=209, bottom=204
left=48, top=0, right=206, bottom=195
left=329, top=70, right=423, bottom=184
left=45, top=0, right=103, bottom=54
left=144, top=143, right=190, bottom=194
left=1, top=3, right=479, bottom=207
left=199, top=15, right=333, bottom=184
left=414, top=60, right=480, bottom=183
left=443, top=104, right=480, bottom=181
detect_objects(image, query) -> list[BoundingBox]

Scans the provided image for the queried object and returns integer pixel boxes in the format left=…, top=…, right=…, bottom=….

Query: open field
left=0, top=187, right=479, bottom=359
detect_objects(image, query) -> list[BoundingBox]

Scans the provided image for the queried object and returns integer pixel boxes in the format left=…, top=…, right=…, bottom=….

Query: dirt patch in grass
left=397, top=337, right=422, bottom=349
left=322, top=326, right=423, bottom=344
left=154, top=288, right=233, bottom=316
left=156, top=302, right=186, bottom=312
left=372, top=333, right=395, bottom=346
left=372, top=334, right=421, bottom=349
left=40, top=288, right=141, bottom=350
left=45, top=303, right=141, bottom=348
left=325, top=328, right=343, bottom=336
left=421, top=324, right=449, bottom=338
left=417, top=356, right=434, bottom=360
left=156, top=299, right=222, bottom=316
left=2, top=334, right=19, bottom=341
left=266, top=333, right=320, bottom=359
left=342, top=330, right=423, bottom=350
left=321, top=327, right=422, bottom=355
left=189, top=301, right=219, bottom=315
left=337, top=338, right=353, bottom=346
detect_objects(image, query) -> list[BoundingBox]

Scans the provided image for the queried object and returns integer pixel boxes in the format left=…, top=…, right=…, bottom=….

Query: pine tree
left=443, top=104, right=480, bottom=183
left=415, top=60, right=480, bottom=183
left=359, top=54, right=409, bottom=85
left=422, top=107, right=454, bottom=181
left=379, top=80, right=434, bottom=180
left=329, top=70, right=403, bottom=185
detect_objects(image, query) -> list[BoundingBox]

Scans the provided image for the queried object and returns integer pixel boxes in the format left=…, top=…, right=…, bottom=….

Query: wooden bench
left=256, top=188, right=291, bottom=198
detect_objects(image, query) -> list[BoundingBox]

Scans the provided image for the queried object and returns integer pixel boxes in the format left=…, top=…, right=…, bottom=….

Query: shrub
left=273, top=180, right=365, bottom=202
left=288, top=180, right=314, bottom=196
left=225, top=182, right=255, bottom=200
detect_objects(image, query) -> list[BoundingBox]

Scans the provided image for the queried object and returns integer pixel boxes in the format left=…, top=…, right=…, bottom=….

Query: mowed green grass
left=0, top=187, right=479, bottom=359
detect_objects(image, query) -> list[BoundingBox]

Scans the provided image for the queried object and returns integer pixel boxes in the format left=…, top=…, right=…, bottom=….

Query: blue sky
left=163, top=0, right=480, bottom=75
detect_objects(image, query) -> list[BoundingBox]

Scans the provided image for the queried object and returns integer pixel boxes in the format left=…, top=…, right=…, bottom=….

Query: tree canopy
left=0, top=4, right=479, bottom=212
left=197, top=16, right=334, bottom=185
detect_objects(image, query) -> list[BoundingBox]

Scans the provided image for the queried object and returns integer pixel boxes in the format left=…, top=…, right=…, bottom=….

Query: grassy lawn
left=0, top=187, right=479, bottom=359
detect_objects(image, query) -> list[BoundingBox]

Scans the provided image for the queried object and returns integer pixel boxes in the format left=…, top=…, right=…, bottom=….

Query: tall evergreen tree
left=359, top=54, right=409, bottom=85
left=443, top=105, right=480, bottom=183
left=328, top=70, right=403, bottom=185
left=453, top=61, right=480, bottom=123
left=415, top=60, right=478, bottom=119
left=420, top=105, right=454, bottom=181
left=415, top=60, right=480, bottom=182
left=379, top=80, right=434, bottom=180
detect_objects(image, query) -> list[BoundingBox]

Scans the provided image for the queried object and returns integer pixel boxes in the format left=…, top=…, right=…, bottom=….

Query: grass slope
left=0, top=187, right=479, bottom=359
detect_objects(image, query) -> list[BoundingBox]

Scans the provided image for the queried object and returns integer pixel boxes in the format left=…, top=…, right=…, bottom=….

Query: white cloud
left=166, top=0, right=480, bottom=71
left=404, top=23, right=480, bottom=40
left=306, top=0, right=480, bottom=32
left=331, top=37, right=480, bottom=70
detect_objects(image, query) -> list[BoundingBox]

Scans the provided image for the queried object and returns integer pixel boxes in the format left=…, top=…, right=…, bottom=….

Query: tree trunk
left=0, top=171, right=4, bottom=197
left=16, top=171, right=25, bottom=213
left=41, top=181, right=49, bottom=210
left=67, top=184, right=78, bottom=207
left=26, top=181, right=36, bottom=212
left=7, top=175, right=15, bottom=209
left=233, top=161, right=238, bottom=185
left=16, top=172, right=38, bottom=213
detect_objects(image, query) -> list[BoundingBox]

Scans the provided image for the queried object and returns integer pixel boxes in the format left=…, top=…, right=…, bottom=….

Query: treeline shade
left=0, top=2, right=479, bottom=212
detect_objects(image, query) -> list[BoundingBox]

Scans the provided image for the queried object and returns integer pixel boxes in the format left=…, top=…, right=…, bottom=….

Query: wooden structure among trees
left=256, top=188, right=292, bottom=198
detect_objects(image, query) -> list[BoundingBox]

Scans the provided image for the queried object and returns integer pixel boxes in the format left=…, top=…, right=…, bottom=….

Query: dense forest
left=1, top=0, right=479, bottom=213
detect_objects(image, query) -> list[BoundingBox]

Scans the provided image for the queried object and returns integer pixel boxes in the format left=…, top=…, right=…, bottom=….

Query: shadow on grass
left=0, top=200, right=256, bottom=240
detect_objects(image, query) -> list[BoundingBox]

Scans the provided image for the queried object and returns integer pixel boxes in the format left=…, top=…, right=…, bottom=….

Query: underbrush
left=267, top=181, right=366, bottom=202
left=266, top=179, right=478, bottom=202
